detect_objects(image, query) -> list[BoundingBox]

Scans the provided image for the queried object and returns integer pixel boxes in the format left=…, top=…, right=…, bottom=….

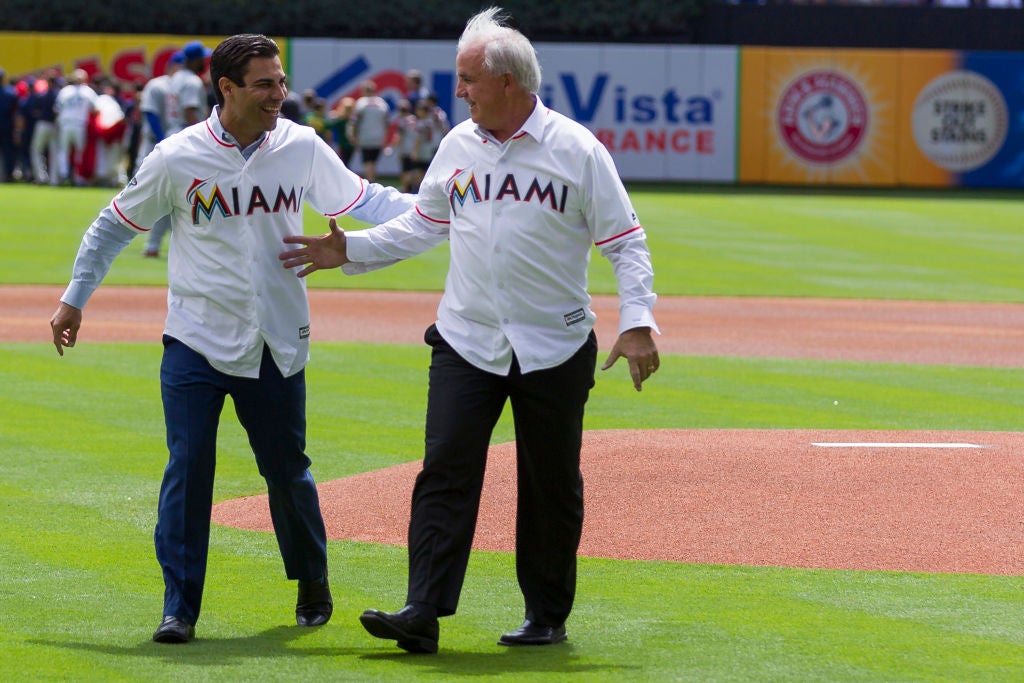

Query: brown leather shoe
left=296, top=576, right=333, bottom=626
left=498, top=619, right=567, bottom=646
left=359, top=605, right=439, bottom=654
left=152, top=615, right=195, bottom=643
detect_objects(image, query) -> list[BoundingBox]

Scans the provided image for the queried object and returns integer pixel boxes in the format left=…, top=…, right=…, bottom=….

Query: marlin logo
left=445, top=168, right=482, bottom=211
left=187, top=178, right=304, bottom=225
left=188, top=177, right=230, bottom=224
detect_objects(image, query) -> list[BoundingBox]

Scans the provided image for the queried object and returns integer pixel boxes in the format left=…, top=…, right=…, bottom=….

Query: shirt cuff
left=61, top=280, right=97, bottom=310
left=619, top=303, right=660, bottom=336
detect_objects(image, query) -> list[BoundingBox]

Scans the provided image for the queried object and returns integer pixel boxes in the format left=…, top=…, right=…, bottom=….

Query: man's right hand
left=280, top=217, right=349, bottom=277
left=50, top=302, right=83, bottom=356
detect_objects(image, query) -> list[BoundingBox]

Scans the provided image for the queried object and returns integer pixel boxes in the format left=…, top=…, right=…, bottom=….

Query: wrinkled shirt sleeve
left=60, top=207, right=137, bottom=309
left=346, top=182, right=417, bottom=226
left=342, top=208, right=450, bottom=275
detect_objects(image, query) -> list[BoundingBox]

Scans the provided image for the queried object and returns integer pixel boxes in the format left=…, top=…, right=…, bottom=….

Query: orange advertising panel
left=740, top=47, right=904, bottom=186
left=898, top=51, right=961, bottom=187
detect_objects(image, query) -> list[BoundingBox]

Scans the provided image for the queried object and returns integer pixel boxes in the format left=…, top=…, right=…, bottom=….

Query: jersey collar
left=474, top=95, right=547, bottom=146
left=206, top=106, right=269, bottom=158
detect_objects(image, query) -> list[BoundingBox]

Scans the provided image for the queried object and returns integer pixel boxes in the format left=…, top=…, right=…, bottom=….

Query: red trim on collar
left=205, top=120, right=235, bottom=148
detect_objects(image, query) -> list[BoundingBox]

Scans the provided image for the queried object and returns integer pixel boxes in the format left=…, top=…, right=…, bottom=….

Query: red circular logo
left=778, top=71, right=869, bottom=165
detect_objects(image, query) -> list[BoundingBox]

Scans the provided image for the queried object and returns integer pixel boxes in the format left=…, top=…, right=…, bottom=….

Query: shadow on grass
left=358, top=643, right=636, bottom=677
left=31, top=626, right=634, bottom=676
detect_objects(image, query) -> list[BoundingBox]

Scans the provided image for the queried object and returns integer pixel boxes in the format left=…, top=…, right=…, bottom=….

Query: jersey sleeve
left=581, top=142, right=643, bottom=247
left=110, top=146, right=175, bottom=232
left=302, top=134, right=370, bottom=217
left=580, top=142, right=660, bottom=335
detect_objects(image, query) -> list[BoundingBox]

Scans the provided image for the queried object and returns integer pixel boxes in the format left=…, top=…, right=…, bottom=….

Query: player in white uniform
left=136, top=54, right=181, bottom=169
left=166, top=41, right=210, bottom=135
left=50, top=34, right=414, bottom=645
left=350, top=80, right=390, bottom=182
left=144, top=41, right=211, bottom=258
left=54, top=69, right=98, bottom=185
left=137, top=53, right=181, bottom=257
left=281, top=8, right=659, bottom=653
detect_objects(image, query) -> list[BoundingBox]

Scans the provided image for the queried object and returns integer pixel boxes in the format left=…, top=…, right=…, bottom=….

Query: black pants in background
left=406, top=324, right=597, bottom=627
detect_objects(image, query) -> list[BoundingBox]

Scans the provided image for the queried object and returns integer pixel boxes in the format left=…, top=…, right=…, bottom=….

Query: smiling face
left=455, top=45, right=515, bottom=140
left=219, top=55, right=287, bottom=148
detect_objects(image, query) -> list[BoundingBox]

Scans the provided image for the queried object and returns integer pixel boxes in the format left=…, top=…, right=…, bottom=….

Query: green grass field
left=0, top=183, right=1022, bottom=681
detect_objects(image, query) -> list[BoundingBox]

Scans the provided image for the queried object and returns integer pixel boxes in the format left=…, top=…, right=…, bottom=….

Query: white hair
left=457, top=6, right=542, bottom=94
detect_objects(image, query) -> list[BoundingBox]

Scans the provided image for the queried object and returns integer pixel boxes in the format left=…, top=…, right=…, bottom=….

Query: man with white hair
left=281, top=6, right=659, bottom=653
left=55, top=68, right=97, bottom=185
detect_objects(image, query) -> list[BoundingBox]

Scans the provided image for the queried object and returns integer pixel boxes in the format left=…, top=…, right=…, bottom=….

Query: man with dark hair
left=50, top=33, right=414, bottom=644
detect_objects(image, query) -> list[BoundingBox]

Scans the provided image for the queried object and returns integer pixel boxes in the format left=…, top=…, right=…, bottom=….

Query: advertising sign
left=289, top=39, right=739, bottom=182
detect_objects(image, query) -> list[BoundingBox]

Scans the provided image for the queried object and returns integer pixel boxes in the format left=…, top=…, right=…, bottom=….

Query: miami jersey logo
left=187, top=177, right=304, bottom=225
left=444, top=168, right=569, bottom=216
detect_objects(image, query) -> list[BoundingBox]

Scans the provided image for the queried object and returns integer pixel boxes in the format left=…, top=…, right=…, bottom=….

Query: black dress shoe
left=152, top=616, right=195, bottom=643
left=498, top=619, right=567, bottom=646
left=296, top=576, right=333, bottom=626
left=359, top=604, right=440, bottom=654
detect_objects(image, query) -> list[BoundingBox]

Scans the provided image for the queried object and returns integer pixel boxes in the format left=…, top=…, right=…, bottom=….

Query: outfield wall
left=3, top=32, right=1022, bottom=188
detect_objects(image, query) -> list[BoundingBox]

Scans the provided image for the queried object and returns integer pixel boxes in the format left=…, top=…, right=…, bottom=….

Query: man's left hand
left=601, top=327, right=659, bottom=392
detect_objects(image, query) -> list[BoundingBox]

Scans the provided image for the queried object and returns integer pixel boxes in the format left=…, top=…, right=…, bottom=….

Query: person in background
left=404, top=68, right=430, bottom=111
left=122, top=81, right=145, bottom=180
left=279, top=6, right=659, bottom=654
left=280, top=90, right=303, bottom=123
left=55, top=68, right=97, bottom=186
left=409, top=98, right=441, bottom=193
left=87, top=77, right=127, bottom=187
left=50, top=33, right=415, bottom=645
left=349, top=80, right=390, bottom=182
left=138, top=52, right=182, bottom=258
left=0, top=68, right=21, bottom=182
left=166, top=41, right=211, bottom=135
left=28, top=71, right=60, bottom=185
left=13, top=76, right=35, bottom=182
left=391, top=98, right=418, bottom=192
left=326, top=96, right=355, bottom=165
left=303, top=96, right=330, bottom=143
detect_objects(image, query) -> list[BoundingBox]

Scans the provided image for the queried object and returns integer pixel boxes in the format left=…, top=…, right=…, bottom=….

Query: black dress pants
left=406, top=324, right=597, bottom=626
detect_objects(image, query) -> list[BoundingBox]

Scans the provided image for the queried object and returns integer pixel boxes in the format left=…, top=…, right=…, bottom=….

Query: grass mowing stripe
left=4, top=184, right=1023, bottom=301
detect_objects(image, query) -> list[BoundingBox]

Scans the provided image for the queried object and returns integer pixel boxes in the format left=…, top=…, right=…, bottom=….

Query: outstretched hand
left=280, top=217, right=349, bottom=277
left=601, top=327, right=659, bottom=392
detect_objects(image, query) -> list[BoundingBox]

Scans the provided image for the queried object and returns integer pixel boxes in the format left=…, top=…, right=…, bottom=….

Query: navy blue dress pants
left=155, top=336, right=328, bottom=625
left=407, top=324, right=597, bottom=627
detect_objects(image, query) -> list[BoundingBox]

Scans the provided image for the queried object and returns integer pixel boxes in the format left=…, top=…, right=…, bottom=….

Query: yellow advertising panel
left=740, top=47, right=902, bottom=186
left=0, top=32, right=287, bottom=84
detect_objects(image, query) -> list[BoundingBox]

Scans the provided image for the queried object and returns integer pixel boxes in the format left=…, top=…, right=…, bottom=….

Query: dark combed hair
left=209, top=33, right=280, bottom=107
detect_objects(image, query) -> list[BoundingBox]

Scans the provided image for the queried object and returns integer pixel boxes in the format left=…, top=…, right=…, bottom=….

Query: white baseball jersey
left=55, top=83, right=98, bottom=129
left=110, top=110, right=393, bottom=378
left=344, top=98, right=658, bottom=374
left=166, top=69, right=207, bottom=134
left=137, top=74, right=172, bottom=159
left=351, top=95, right=390, bottom=148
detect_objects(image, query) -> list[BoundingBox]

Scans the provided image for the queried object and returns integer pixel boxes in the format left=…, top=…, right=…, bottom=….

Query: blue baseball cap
left=170, top=51, right=186, bottom=65
left=182, top=40, right=211, bottom=62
